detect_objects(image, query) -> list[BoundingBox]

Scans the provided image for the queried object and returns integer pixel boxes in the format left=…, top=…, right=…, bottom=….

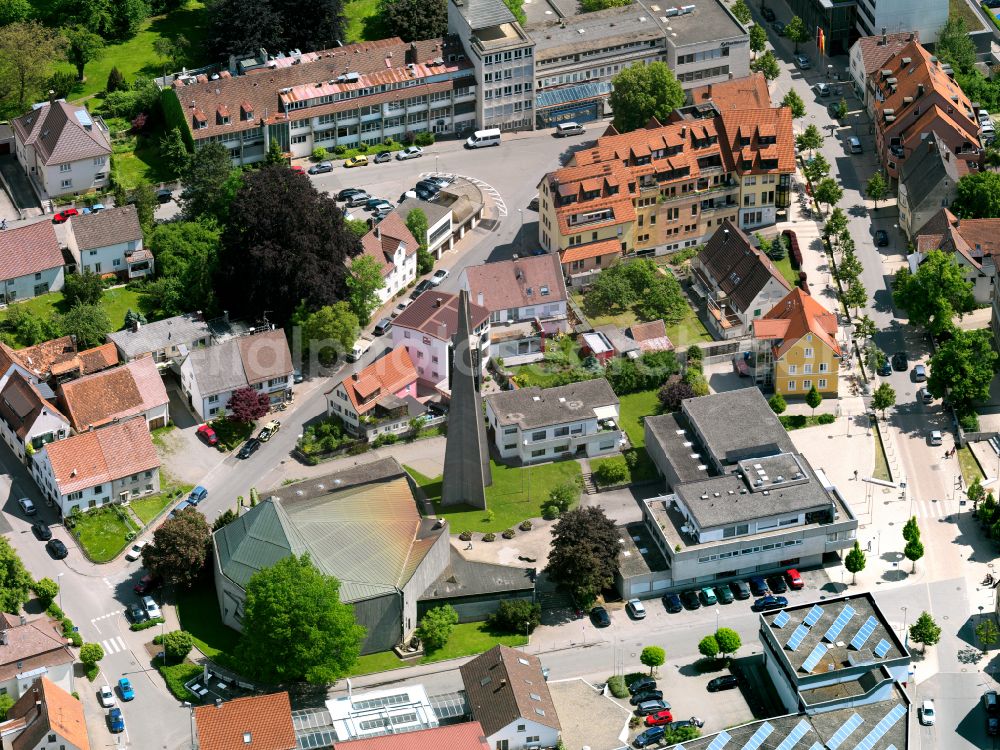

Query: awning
left=593, top=405, right=618, bottom=420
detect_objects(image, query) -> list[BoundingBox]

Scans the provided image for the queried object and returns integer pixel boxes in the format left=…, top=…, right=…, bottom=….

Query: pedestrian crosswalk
left=906, top=496, right=959, bottom=522
left=100, top=636, right=128, bottom=655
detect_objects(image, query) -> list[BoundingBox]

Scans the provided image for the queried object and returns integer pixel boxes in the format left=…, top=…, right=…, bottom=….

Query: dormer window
left=193, top=110, right=207, bottom=130
left=217, top=105, right=230, bottom=125
left=241, top=101, right=255, bottom=121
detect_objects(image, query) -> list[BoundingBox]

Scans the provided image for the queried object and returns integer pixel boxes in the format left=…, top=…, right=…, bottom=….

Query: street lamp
left=525, top=620, right=530, bottom=643
left=901, top=606, right=908, bottom=639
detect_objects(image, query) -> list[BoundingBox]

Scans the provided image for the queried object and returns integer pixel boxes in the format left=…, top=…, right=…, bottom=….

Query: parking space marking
left=101, top=636, right=127, bottom=655
left=421, top=172, right=507, bottom=217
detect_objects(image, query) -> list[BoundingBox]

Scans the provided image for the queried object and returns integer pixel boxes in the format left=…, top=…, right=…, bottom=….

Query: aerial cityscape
left=0, top=0, right=994, bottom=747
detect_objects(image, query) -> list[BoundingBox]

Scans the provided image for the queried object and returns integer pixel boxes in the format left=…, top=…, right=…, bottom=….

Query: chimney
left=881, top=27, right=887, bottom=45
left=215, top=698, right=223, bottom=708
left=917, top=83, right=924, bottom=98
left=434, top=297, right=443, bottom=308
left=132, top=318, right=141, bottom=332
left=48, top=89, right=55, bottom=106
left=477, top=292, right=484, bottom=306
left=374, top=224, right=380, bottom=239
left=0, top=630, right=6, bottom=645
left=352, top=371, right=359, bottom=380
left=945, top=151, right=950, bottom=161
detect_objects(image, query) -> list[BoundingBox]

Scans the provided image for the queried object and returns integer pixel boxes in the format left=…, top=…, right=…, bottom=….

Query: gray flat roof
left=682, top=388, right=795, bottom=465
left=395, top=197, right=451, bottom=226
left=452, top=0, right=516, bottom=30
left=528, top=5, right=665, bottom=59
left=107, top=313, right=212, bottom=358
left=486, top=378, right=619, bottom=429
left=644, top=412, right=712, bottom=485
left=420, top=546, right=535, bottom=601
left=635, top=0, right=746, bottom=47
left=618, top=521, right=669, bottom=577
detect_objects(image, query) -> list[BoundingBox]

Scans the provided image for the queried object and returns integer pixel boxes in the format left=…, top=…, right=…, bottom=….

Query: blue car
left=117, top=677, right=134, bottom=701
left=167, top=500, right=191, bottom=519
left=108, top=707, right=124, bottom=733
left=633, top=726, right=665, bottom=747
left=749, top=576, right=769, bottom=597
left=188, top=486, right=208, bottom=505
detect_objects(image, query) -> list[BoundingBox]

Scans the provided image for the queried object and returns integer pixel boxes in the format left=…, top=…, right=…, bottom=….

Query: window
left=818, top=378, right=827, bottom=388
left=787, top=380, right=796, bottom=390
left=517, top=725, right=526, bottom=732
left=531, top=449, right=545, bottom=457
left=819, top=362, right=828, bottom=372
left=531, top=430, right=546, bottom=441
left=60, top=179, right=72, bottom=189
left=94, top=156, right=106, bottom=166
left=68, top=491, right=82, bottom=501
left=803, top=347, right=814, bottom=358
left=34, top=272, right=41, bottom=280
left=554, top=426, right=569, bottom=437
left=802, top=380, right=812, bottom=389
left=722, top=524, right=749, bottom=538
left=59, top=163, right=71, bottom=173
left=208, top=394, right=219, bottom=403
left=803, top=364, right=813, bottom=374
left=93, top=485, right=103, bottom=494
left=788, top=365, right=797, bottom=374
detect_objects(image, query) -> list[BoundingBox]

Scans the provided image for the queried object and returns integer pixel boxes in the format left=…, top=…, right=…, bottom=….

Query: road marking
left=101, top=636, right=127, bottom=655
left=101, top=576, right=115, bottom=590
left=90, top=610, right=125, bottom=633
left=420, top=172, right=507, bottom=217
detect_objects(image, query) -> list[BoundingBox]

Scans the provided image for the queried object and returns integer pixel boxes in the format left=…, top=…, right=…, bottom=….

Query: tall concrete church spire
left=441, top=289, right=491, bottom=508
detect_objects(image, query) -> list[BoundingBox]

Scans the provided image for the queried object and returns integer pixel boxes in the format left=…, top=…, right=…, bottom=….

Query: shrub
left=784, top=229, right=803, bottom=269
left=482, top=532, right=496, bottom=542
left=416, top=605, right=458, bottom=651
left=959, top=410, right=980, bottom=431
left=769, top=394, right=787, bottom=415
left=629, top=716, right=642, bottom=729
left=594, top=457, right=629, bottom=487
left=542, top=504, right=561, bottom=520
left=502, top=529, right=516, bottom=539
left=686, top=345, right=704, bottom=364
left=162, top=630, right=194, bottom=664
left=333, top=144, right=347, bottom=155
left=779, top=414, right=808, bottom=430
left=488, top=599, right=542, bottom=634
left=519, top=520, right=533, bottom=531
left=33, top=577, right=59, bottom=608
left=817, top=413, right=836, bottom=424
left=414, top=131, right=435, bottom=147
left=372, top=433, right=399, bottom=448
left=130, top=617, right=166, bottom=632
left=79, top=643, right=104, bottom=666
left=798, top=270, right=808, bottom=291
left=625, top=450, right=639, bottom=470
left=607, top=674, right=628, bottom=698
left=459, top=530, right=473, bottom=541
left=311, top=147, right=328, bottom=161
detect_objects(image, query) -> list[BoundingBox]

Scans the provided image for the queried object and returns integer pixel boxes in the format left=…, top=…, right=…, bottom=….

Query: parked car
left=590, top=606, right=611, bottom=628
left=367, top=200, right=394, bottom=213
left=707, top=675, right=739, bottom=692
left=430, top=269, right=449, bottom=285
left=633, top=726, right=665, bottom=748
left=767, top=575, right=788, bottom=595
left=307, top=161, right=334, bottom=174
left=669, top=718, right=705, bottom=731
left=373, top=318, right=393, bottom=336
left=425, top=176, right=451, bottom=188
left=635, top=700, right=669, bottom=717
left=397, top=146, right=424, bottom=160
left=127, top=602, right=145, bottom=623
left=108, top=707, right=125, bottom=734
left=874, top=229, right=889, bottom=246
left=415, top=186, right=437, bottom=201
left=337, top=187, right=364, bottom=201
left=345, top=192, right=371, bottom=207
left=626, top=599, right=647, bottom=619
left=156, top=188, right=173, bottom=204
left=293, top=369, right=304, bottom=384
left=918, top=387, right=934, bottom=404
left=662, top=593, right=683, bottom=613
left=390, top=301, right=409, bottom=319
left=142, top=595, right=162, bottom=619
left=985, top=690, right=1000, bottom=735
left=52, top=208, right=79, bottom=224
left=134, top=574, right=161, bottom=595
left=411, top=280, right=434, bottom=298
left=877, top=355, right=892, bottom=376
left=816, top=82, right=830, bottom=97
left=290, top=165, right=306, bottom=174
left=786, top=569, right=804, bottom=590
left=82, top=203, right=105, bottom=214
left=258, top=420, right=281, bottom=442
left=118, top=678, right=135, bottom=701
left=17, top=497, right=36, bottom=515
left=124, top=541, right=146, bottom=561
left=913, top=364, right=927, bottom=381
left=344, top=155, right=369, bottom=168
left=196, top=424, right=218, bottom=446
left=795, top=54, right=811, bottom=69
left=730, top=580, right=751, bottom=600
left=46, top=539, right=68, bottom=559
left=761, top=6, right=775, bottom=20
left=168, top=500, right=191, bottom=518
left=751, top=595, right=788, bottom=612
left=919, top=699, right=935, bottom=725
left=680, top=590, right=701, bottom=610
left=99, top=685, right=115, bottom=708
left=929, top=430, right=943, bottom=446
left=699, top=587, right=718, bottom=606
left=771, top=20, right=786, bottom=34
left=644, top=709, right=674, bottom=727
left=628, top=677, right=657, bottom=696
left=237, top=438, right=261, bottom=459
left=749, top=576, right=769, bottom=596
left=31, top=521, right=51, bottom=541
left=630, top=690, right=664, bottom=706
left=188, top=486, right=208, bottom=506
left=714, top=585, right=734, bottom=604
left=373, top=151, right=393, bottom=163
left=891, top=351, right=909, bottom=371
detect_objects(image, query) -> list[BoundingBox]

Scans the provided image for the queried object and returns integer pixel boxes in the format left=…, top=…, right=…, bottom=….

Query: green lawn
left=407, top=459, right=582, bottom=533
left=112, top=130, right=179, bottom=190
left=617, top=390, right=659, bottom=448
left=958, top=445, right=985, bottom=487
left=344, top=0, right=390, bottom=42
left=131, top=485, right=189, bottom=525
left=591, top=448, right=658, bottom=485
left=873, top=421, right=891, bottom=482
left=2, top=287, right=147, bottom=347
left=68, top=506, right=141, bottom=563
left=771, top=254, right=799, bottom=288
left=954, top=0, right=988, bottom=31
left=175, top=573, right=242, bottom=660
left=570, top=292, right=711, bottom=348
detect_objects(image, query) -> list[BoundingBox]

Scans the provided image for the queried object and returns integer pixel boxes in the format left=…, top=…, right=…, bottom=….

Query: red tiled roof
left=560, top=238, right=621, bottom=264
left=690, top=74, right=771, bottom=110
left=0, top=222, right=63, bottom=281
left=464, top=253, right=567, bottom=311
left=194, top=692, right=296, bottom=750
left=757, top=287, right=841, bottom=359
left=9, top=677, right=89, bottom=750
left=333, top=722, right=490, bottom=750
left=331, top=346, right=417, bottom=415
left=855, top=32, right=919, bottom=76
left=58, top=357, right=167, bottom=431
left=43, top=418, right=159, bottom=495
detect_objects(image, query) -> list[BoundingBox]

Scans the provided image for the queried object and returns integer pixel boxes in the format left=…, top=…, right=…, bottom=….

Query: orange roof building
left=753, top=288, right=842, bottom=397
left=5, top=676, right=89, bottom=750
left=194, top=692, right=296, bottom=750
left=326, top=347, right=422, bottom=439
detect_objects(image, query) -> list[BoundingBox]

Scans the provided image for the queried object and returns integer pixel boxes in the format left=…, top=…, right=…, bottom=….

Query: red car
left=786, top=569, right=804, bottom=590
left=645, top=709, right=674, bottom=727
left=52, top=208, right=79, bottom=223
left=196, top=424, right=219, bottom=446
left=290, top=165, right=306, bottom=174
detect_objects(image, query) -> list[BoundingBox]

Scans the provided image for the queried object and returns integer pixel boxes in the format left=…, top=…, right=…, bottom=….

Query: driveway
left=548, top=678, right=630, bottom=750
left=0, top=155, right=41, bottom=217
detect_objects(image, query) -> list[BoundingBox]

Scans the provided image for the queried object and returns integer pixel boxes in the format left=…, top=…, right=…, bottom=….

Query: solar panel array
left=705, top=731, right=732, bottom=750
left=801, top=642, right=827, bottom=672
left=873, top=638, right=892, bottom=658
left=852, top=704, right=906, bottom=750
left=824, top=605, right=857, bottom=642
left=774, top=718, right=812, bottom=750
left=807, top=744, right=823, bottom=750
left=826, top=713, right=863, bottom=750
left=773, top=611, right=791, bottom=628
left=786, top=624, right=810, bottom=651
left=849, top=616, right=879, bottom=650
left=740, top=721, right=774, bottom=750
left=803, top=604, right=824, bottom=627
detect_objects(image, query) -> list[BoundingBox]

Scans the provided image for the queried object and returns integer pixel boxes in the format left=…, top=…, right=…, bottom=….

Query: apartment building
left=848, top=31, right=919, bottom=114
left=897, top=132, right=967, bottom=238
left=854, top=0, right=945, bottom=44
left=169, top=37, right=477, bottom=164
left=913, top=208, right=998, bottom=304
left=447, top=0, right=536, bottom=132
left=872, top=40, right=981, bottom=181
left=536, top=97, right=793, bottom=262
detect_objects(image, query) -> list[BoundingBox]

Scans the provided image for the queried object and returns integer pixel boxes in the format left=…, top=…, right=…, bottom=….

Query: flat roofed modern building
left=326, top=684, right=439, bottom=742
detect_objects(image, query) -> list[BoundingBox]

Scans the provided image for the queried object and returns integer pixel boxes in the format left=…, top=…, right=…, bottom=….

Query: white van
left=465, top=128, right=502, bottom=148
left=555, top=122, right=585, bottom=137
left=347, top=337, right=373, bottom=363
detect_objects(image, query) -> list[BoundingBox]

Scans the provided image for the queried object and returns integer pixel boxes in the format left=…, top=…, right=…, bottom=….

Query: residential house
left=461, top=254, right=568, bottom=362
left=848, top=31, right=920, bottom=114
left=912, top=207, right=998, bottom=304
left=689, top=74, right=771, bottom=112
left=326, top=347, right=426, bottom=441
left=0, top=619, right=75, bottom=700
left=57, top=357, right=170, bottom=432
left=193, top=692, right=296, bottom=750
left=897, top=133, right=967, bottom=238
left=559, top=239, right=622, bottom=288
left=536, top=102, right=794, bottom=261
left=107, top=312, right=246, bottom=366
left=32, top=417, right=161, bottom=516
left=11, top=98, right=111, bottom=198
left=178, top=329, right=293, bottom=420
left=393, top=198, right=454, bottom=259
left=333, top=722, right=490, bottom=750
left=212, top=459, right=451, bottom=653
left=872, top=40, right=981, bottom=182
left=47, top=342, right=119, bottom=384
left=391, top=291, right=490, bottom=388
left=751, top=288, right=842, bottom=397
left=360, top=213, right=418, bottom=306
left=628, top=320, right=674, bottom=353
left=459, top=645, right=561, bottom=750
left=167, top=38, right=477, bottom=166
left=484, top=378, right=624, bottom=464
left=690, top=220, right=792, bottom=339
left=626, top=388, right=857, bottom=598
left=2, top=676, right=89, bottom=750
left=66, top=205, right=153, bottom=280
left=0, top=372, right=70, bottom=463
left=0, top=222, right=64, bottom=304
left=0, top=337, right=116, bottom=387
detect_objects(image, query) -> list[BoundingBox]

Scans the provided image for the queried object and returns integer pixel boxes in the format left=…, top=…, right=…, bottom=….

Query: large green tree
left=347, top=255, right=386, bottom=326
left=299, top=302, right=359, bottom=366
left=784, top=16, right=810, bottom=53
left=62, top=270, right=105, bottom=308
left=871, top=383, right=896, bottom=417
left=781, top=89, right=805, bottom=119
left=0, top=21, right=66, bottom=111
left=180, top=143, right=236, bottom=223
left=236, top=554, right=365, bottom=684
left=796, top=124, right=824, bottom=155
left=730, top=0, right=751, bottom=24
left=954, top=171, right=1000, bottom=218
left=640, top=645, right=666, bottom=675
left=380, top=0, right=447, bottom=41
left=208, top=0, right=343, bottom=59
left=583, top=259, right=686, bottom=323
left=546, top=506, right=622, bottom=607
left=416, top=605, right=458, bottom=651
left=141, top=508, right=211, bottom=587
left=750, top=50, right=781, bottom=82
left=892, top=250, right=974, bottom=335
left=813, top=177, right=843, bottom=214
left=865, top=171, right=888, bottom=209
left=928, top=328, right=998, bottom=407
left=844, top=541, right=866, bottom=583
left=909, top=612, right=941, bottom=652
left=63, top=24, right=104, bottom=81
left=608, top=62, right=685, bottom=133
left=749, top=24, right=767, bottom=58
left=56, top=303, right=111, bottom=348
left=146, top=221, right=221, bottom=317
left=936, top=15, right=977, bottom=74
left=0, top=537, right=33, bottom=613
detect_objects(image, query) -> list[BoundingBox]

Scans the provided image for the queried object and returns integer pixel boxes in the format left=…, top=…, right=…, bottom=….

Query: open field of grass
left=617, top=390, right=659, bottom=448
left=958, top=445, right=985, bottom=487
left=344, top=0, right=390, bottom=42
left=1, top=286, right=146, bottom=346
left=69, top=506, right=140, bottom=562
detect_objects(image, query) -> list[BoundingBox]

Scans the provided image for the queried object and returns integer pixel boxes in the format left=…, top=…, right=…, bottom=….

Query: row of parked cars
left=625, top=675, right=717, bottom=748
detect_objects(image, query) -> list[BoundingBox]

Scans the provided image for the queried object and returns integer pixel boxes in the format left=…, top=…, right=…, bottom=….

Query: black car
left=411, top=280, right=434, bottom=298
left=680, top=590, right=701, bottom=610
left=237, top=438, right=261, bottom=459
left=31, top=520, right=52, bottom=540
left=155, top=188, right=173, bottom=204
left=127, top=602, right=146, bottom=623
left=373, top=318, right=393, bottom=336
left=715, top=585, right=734, bottom=604
left=630, top=690, right=663, bottom=706
left=662, top=593, right=683, bottom=613
left=416, top=179, right=442, bottom=194
left=751, top=595, right=789, bottom=612
left=707, top=675, right=739, bottom=692
left=337, top=187, right=363, bottom=201
left=46, top=539, right=68, bottom=559
left=766, top=575, right=788, bottom=594
left=633, top=726, right=665, bottom=748
left=874, top=229, right=889, bottom=246
left=891, top=351, right=909, bottom=371
left=761, top=6, right=775, bottom=21
left=590, top=606, right=611, bottom=628
left=877, top=354, right=892, bottom=376
left=628, top=677, right=657, bottom=696
left=415, top=186, right=436, bottom=201
left=373, top=151, right=392, bottom=163
left=749, top=576, right=769, bottom=597
left=729, top=580, right=751, bottom=600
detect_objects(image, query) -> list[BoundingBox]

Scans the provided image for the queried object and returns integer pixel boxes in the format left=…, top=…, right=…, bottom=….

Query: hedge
left=130, top=617, right=166, bottom=632
left=783, top=229, right=803, bottom=269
